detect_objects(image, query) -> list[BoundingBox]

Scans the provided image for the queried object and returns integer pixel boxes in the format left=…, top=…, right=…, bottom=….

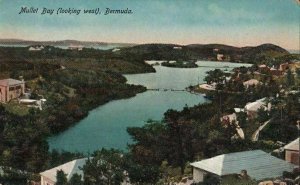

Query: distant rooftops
left=0, top=78, right=24, bottom=87
left=191, top=150, right=295, bottom=180
left=29, top=45, right=44, bottom=51
left=68, top=44, right=83, bottom=50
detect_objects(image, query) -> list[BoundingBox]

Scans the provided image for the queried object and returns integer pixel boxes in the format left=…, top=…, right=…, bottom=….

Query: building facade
left=0, top=78, right=25, bottom=103
left=284, top=138, right=299, bottom=165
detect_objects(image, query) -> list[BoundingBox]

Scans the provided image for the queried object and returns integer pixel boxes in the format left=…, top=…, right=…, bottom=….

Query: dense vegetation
left=119, top=43, right=289, bottom=65
left=0, top=44, right=299, bottom=184
left=0, top=46, right=152, bottom=133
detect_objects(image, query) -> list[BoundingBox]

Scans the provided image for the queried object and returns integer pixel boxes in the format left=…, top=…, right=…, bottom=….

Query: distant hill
left=120, top=43, right=289, bottom=64
left=0, top=39, right=136, bottom=48
left=0, top=39, right=290, bottom=64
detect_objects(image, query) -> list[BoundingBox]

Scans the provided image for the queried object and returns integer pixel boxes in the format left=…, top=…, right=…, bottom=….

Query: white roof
left=245, top=101, right=265, bottom=112
left=284, top=138, right=299, bottom=151
left=173, top=46, right=182, bottom=49
left=190, top=150, right=295, bottom=180
left=244, top=98, right=271, bottom=112
left=112, top=48, right=121, bottom=52
left=68, top=44, right=83, bottom=48
left=0, top=78, right=24, bottom=86
left=199, top=83, right=216, bottom=91
left=40, top=158, right=88, bottom=182
left=234, top=108, right=244, bottom=113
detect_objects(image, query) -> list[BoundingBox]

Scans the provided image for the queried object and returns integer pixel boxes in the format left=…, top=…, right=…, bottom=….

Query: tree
left=204, top=69, right=225, bottom=84
left=164, top=109, right=197, bottom=174
left=123, top=154, right=160, bottom=184
left=296, top=68, right=300, bottom=78
left=236, top=112, right=247, bottom=128
left=127, top=121, right=167, bottom=165
left=56, top=170, right=68, bottom=185
left=286, top=69, right=295, bottom=87
left=69, top=173, right=83, bottom=185
left=256, top=107, right=269, bottom=123
left=83, top=149, right=124, bottom=185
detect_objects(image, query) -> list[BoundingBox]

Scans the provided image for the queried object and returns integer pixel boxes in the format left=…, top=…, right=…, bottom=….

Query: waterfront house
left=173, top=46, right=182, bottom=49
left=199, top=83, right=216, bottom=91
left=68, top=44, right=83, bottom=51
left=40, top=158, right=88, bottom=185
left=284, top=138, right=299, bottom=165
left=217, top=54, right=224, bottom=61
left=190, top=150, right=295, bottom=183
left=0, top=78, right=25, bottom=103
left=29, top=45, right=44, bottom=51
left=112, top=48, right=121, bottom=52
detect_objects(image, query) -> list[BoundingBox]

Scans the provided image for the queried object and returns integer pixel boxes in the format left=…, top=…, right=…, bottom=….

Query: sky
left=0, top=0, right=299, bottom=50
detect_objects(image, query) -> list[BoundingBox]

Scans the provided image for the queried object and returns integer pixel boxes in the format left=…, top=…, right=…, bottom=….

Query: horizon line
left=0, top=37, right=299, bottom=51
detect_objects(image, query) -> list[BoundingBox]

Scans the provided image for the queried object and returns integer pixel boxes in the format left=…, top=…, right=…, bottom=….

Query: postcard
left=0, top=0, right=299, bottom=184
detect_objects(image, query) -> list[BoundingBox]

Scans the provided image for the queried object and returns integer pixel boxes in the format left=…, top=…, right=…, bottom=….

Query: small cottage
left=284, top=138, right=299, bottom=165
left=244, top=98, right=271, bottom=119
left=40, top=158, right=88, bottom=185
left=190, top=150, right=295, bottom=183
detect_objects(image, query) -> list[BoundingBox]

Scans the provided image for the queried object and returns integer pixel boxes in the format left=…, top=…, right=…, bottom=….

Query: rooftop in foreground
left=191, top=150, right=295, bottom=180
left=0, top=78, right=24, bottom=86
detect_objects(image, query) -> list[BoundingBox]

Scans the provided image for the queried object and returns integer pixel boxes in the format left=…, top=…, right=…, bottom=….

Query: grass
left=3, top=99, right=30, bottom=116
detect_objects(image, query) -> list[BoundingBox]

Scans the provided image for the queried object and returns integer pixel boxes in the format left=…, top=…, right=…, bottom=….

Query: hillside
left=0, top=39, right=136, bottom=48
left=121, top=43, right=289, bottom=64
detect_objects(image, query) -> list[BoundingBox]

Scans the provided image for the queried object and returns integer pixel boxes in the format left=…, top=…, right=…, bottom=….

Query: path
left=252, top=119, right=272, bottom=141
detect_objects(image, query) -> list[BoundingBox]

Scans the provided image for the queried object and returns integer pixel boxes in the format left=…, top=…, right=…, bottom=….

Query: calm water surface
left=48, top=61, right=251, bottom=153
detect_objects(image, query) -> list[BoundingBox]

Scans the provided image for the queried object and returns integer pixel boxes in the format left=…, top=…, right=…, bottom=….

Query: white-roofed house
left=0, top=78, right=25, bottom=103
left=68, top=44, right=83, bottom=51
left=190, top=150, right=296, bottom=183
left=40, top=158, right=131, bottom=185
left=244, top=98, right=271, bottom=119
left=284, top=138, right=299, bottom=165
left=29, top=45, right=44, bottom=51
left=40, top=158, right=88, bottom=185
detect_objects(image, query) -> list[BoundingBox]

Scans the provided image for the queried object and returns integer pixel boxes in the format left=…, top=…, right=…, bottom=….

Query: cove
left=48, top=61, right=252, bottom=153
